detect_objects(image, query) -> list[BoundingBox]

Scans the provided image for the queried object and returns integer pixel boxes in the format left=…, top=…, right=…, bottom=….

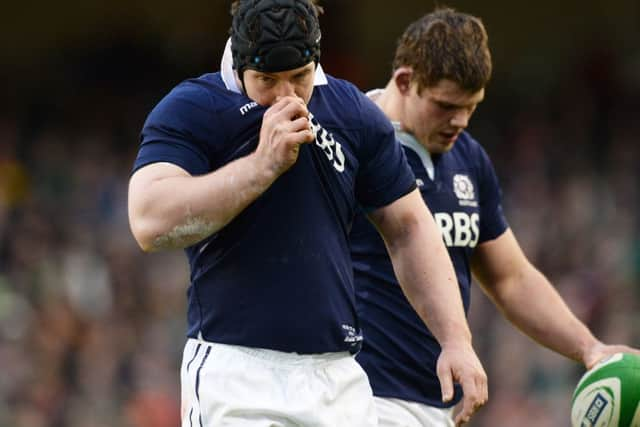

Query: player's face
left=404, top=79, right=484, bottom=154
left=243, top=62, right=316, bottom=106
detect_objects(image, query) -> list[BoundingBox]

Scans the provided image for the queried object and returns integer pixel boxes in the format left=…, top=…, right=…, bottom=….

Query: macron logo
left=239, top=101, right=258, bottom=115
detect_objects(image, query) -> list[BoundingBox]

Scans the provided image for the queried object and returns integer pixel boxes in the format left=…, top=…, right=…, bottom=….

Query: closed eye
left=436, top=101, right=478, bottom=115
left=436, top=101, right=458, bottom=111
left=293, top=69, right=312, bottom=82
left=258, top=75, right=275, bottom=85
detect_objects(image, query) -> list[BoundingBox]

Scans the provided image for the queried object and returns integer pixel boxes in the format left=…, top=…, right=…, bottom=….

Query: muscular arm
left=128, top=157, right=276, bottom=252
left=368, top=189, right=486, bottom=424
left=369, top=189, right=471, bottom=346
left=472, top=229, right=609, bottom=367
left=128, top=96, right=314, bottom=252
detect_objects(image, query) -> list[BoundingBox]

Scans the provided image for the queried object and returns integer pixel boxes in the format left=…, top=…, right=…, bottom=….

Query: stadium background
left=1, top=1, right=638, bottom=426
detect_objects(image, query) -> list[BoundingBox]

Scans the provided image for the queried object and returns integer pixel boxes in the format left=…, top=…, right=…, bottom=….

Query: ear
left=392, top=67, right=414, bottom=95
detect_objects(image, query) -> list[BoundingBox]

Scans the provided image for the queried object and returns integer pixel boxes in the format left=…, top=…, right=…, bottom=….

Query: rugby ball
left=571, top=353, right=640, bottom=427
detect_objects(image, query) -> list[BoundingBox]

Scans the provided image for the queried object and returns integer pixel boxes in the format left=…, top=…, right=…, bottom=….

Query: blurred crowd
left=1, top=38, right=639, bottom=427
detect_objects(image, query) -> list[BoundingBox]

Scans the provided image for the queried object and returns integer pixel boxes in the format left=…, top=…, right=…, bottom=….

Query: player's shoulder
left=455, top=131, right=490, bottom=158
left=314, top=74, right=389, bottom=131
left=164, top=72, right=247, bottom=112
left=455, top=131, right=480, bottom=149
left=451, top=131, right=496, bottom=174
left=146, top=72, right=265, bottom=133
left=322, top=74, right=362, bottom=98
left=318, top=75, right=372, bottom=111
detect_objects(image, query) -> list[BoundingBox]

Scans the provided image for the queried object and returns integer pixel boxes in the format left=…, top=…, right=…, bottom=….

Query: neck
left=375, top=79, right=406, bottom=126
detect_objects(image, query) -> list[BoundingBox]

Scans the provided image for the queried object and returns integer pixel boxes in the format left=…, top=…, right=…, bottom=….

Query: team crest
left=453, top=174, right=478, bottom=207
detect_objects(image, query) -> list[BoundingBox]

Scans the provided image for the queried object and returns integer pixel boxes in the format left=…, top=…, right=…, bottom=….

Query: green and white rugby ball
left=571, top=353, right=640, bottom=427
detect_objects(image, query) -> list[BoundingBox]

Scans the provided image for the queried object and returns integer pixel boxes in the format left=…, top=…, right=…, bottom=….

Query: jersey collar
left=392, top=122, right=435, bottom=181
left=220, top=38, right=328, bottom=94
left=365, top=89, right=435, bottom=181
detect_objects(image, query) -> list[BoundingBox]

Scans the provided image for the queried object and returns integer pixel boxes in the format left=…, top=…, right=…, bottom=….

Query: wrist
left=581, top=339, right=606, bottom=368
left=246, top=152, right=279, bottom=188
left=438, top=327, right=473, bottom=351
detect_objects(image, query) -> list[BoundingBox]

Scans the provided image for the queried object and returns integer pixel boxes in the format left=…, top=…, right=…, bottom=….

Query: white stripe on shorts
left=180, top=338, right=378, bottom=427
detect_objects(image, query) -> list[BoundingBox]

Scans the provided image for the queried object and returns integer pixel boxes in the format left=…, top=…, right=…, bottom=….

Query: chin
left=443, top=142, right=456, bottom=152
left=428, top=142, right=455, bottom=154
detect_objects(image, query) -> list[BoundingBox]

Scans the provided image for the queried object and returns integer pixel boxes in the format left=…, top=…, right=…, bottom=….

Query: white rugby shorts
left=375, top=396, right=454, bottom=427
left=180, top=338, right=378, bottom=427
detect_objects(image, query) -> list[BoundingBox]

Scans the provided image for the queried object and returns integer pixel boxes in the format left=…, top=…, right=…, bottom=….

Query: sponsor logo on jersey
left=453, top=174, right=478, bottom=207
left=434, top=212, right=480, bottom=248
left=309, top=112, right=345, bottom=172
left=342, top=324, right=363, bottom=343
left=239, top=101, right=258, bottom=115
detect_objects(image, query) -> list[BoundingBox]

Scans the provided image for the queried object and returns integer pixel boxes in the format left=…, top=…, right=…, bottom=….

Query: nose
left=274, top=81, right=296, bottom=98
left=450, top=110, right=470, bottom=129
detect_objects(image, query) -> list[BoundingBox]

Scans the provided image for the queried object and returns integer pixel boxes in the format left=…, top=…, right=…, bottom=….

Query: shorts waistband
left=186, top=337, right=352, bottom=367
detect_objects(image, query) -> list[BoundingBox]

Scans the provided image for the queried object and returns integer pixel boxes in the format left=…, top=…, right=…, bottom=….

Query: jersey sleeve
left=354, top=93, right=416, bottom=209
left=476, top=144, right=509, bottom=243
left=132, top=81, right=218, bottom=176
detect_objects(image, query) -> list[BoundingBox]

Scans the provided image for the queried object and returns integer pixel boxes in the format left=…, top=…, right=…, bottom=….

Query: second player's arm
left=472, top=229, right=640, bottom=369
left=368, top=188, right=487, bottom=425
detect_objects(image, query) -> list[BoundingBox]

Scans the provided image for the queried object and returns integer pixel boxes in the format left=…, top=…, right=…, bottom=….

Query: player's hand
left=254, top=95, right=315, bottom=178
left=583, top=342, right=640, bottom=370
left=436, top=341, right=488, bottom=426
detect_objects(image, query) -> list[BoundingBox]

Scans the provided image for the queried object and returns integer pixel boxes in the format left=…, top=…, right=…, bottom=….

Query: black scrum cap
left=231, top=0, right=321, bottom=76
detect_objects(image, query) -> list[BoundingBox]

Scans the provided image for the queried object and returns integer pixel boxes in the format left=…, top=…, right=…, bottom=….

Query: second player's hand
left=583, top=342, right=640, bottom=370
left=254, top=96, right=315, bottom=178
left=436, top=342, right=488, bottom=426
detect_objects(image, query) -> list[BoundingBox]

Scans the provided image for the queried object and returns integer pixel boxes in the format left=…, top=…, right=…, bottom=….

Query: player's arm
left=128, top=96, right=314, bottom=252
left=368, top=188, right=487, bottom=425
left=471, top=229, right=640, bottom=369
left=128, top=157, right=273, bottom=252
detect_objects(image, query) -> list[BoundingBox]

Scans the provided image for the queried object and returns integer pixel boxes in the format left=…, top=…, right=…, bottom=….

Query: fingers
left=437, top=363, right=454, bottom=403
left=266, top=96, right=308, bottom=121
left=456, top=381, right=476, bottom=425
left=264, top=98, right=314, bottom=146
left=264, top=98, right=313, bottom=141
left=276, top=126, right=314, bottom=147
left=626, top=347, right=640, bottom=357
left=290, top=116, right=313, bottom=136
left=268, top=116, right=314, bottom=146
left=481, top=370, right=488, bottom=407
left=457, top=370, right=488, bottom=425
left=291, top=120, right=315, bottom=144
left=585, top=344, right=640, bottom=370
left=255, top=96, right=315, bottom=176
left=454, top=377, right=483, bottom=426
left=437, top=348, right=488, bottom=426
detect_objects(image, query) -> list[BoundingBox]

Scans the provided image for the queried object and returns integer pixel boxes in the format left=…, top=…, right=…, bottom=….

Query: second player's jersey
left=133, top=72, right=416, bottom=355
left=351, top=123, right=509, bottom=407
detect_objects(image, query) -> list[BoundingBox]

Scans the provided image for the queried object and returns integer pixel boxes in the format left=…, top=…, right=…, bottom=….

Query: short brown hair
left=393, top=7, right=492, bottom=93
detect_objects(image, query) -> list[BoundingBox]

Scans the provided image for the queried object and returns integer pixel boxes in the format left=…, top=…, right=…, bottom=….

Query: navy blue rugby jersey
left=351, top=123, right=509, bottom=407
left=132, top=72, right=416, bottom=354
